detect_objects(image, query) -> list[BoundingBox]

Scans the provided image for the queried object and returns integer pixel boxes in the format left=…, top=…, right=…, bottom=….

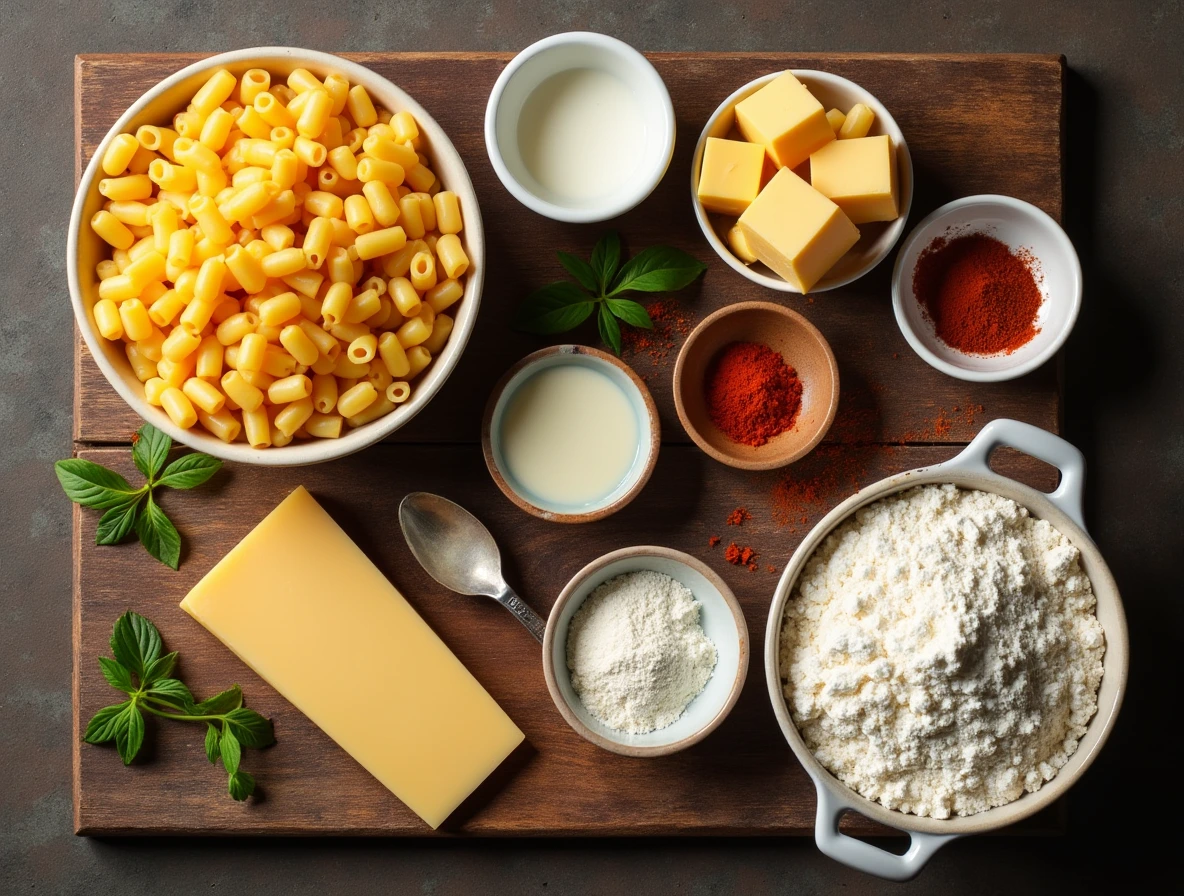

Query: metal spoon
left=398, top=492, right=547, bottom=643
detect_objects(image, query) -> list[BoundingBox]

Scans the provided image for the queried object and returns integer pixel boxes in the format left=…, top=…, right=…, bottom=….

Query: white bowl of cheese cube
left=691, top=70, right=913, bottom=294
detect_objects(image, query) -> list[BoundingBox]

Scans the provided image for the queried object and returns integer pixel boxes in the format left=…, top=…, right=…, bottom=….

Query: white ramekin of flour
left=764, top=419, right=1128, bottom=881
left=544, top=546, right=749, bottom=757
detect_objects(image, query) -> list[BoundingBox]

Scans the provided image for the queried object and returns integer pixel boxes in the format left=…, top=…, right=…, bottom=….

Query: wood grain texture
left=73, top=53, right=1064, bottom=445
left=73, top=53, right=1067, bottom=837
left=74, top=443, right=1063, bottom=836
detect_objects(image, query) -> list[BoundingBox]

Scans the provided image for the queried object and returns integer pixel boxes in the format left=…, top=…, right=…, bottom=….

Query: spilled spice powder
left=708, top=535, right=721, bottom=548
left=726, top=507, right=751, bottom=526
left=621, top=298, right=693, bottom=361
left=902, top=404, right=985, bottom=443
left=913, top=233, right=1043, bottom=355
left=724, top=542, right=759, bottom=571
left=771, top=445, right=872, bottom=533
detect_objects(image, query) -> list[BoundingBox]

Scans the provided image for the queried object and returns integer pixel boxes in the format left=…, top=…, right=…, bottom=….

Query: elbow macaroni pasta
left=88, top=68, right=470, bottom=447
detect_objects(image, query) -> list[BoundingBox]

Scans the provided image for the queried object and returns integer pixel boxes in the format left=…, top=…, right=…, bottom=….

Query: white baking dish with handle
left=764, top=419, right=1128, bottom=881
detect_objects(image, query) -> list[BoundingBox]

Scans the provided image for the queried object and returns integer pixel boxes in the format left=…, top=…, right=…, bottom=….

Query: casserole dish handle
left=813, top=778, right=956, bottom=880
left=939, top=418, right=1087, bottom=531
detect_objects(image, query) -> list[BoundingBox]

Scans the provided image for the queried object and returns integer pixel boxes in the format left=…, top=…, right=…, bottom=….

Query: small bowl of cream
left=484, top=32, right=676, bottom=222
left=482, top=345, right=660, bottom=522
left=542, top=546, right=749, bottom=757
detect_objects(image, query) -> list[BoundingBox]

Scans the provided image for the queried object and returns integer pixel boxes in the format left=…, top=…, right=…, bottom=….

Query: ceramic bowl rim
left=483, top=31, right=676, bottom=223
left=889, top=194, right=1083, bottom=382
left=690, top=69, right=914, bottom=293
left=68, top=47, right=485, bottom=466
left=481, top=345, right=660, bottom=522
left=672, top=301, right=840, bottom=470
left=542, top=544, right=750, bottom=757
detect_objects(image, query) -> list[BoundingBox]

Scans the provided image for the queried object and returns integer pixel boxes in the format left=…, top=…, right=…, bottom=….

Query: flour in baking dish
left=780, top=484, right=1105, bottom=818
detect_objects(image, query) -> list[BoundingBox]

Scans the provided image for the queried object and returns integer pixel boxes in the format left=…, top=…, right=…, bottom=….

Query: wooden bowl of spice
left=891, top=195, right=1082, bottom=382
left=673, top=302, right=839, bottom=470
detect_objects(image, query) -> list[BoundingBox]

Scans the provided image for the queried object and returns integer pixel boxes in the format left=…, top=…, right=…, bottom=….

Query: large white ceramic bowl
left=68, top=48, right=485, bottom=466
left=691, top=70, right=913, bottom=293
left=765, top=419, right=1127, bottom=880
left=484, top=32, right=676, bottom=223
left=891, top=195, right=1081, bottom=382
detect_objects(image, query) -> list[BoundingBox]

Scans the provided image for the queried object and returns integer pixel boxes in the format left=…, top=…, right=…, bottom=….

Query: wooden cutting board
left=73, top=52, right=1066, bottom=836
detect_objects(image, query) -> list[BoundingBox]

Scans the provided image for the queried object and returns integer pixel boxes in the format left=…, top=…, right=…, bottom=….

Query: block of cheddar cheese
left=734, top=72, right=834, bottom=170
left=697, top=137, right=766, bottom=216
left=737, top=168, right=860, bottom=293
left=809, top=134, right=899, bottom=224
left=180, top=486, right=524, bottom=829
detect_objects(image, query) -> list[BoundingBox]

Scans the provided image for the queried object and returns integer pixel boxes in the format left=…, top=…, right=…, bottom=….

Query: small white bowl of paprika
left=891, top=195, right=1082, bottom=383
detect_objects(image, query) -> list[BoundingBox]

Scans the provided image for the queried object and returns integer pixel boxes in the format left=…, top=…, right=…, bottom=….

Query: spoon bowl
left=399, top=492, right=547, bottom=642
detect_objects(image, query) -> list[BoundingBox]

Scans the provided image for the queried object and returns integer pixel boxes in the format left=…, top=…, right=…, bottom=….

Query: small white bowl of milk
left=484, top=32, right=676, bottom=222
left=482, top=346, right=660, bottom=522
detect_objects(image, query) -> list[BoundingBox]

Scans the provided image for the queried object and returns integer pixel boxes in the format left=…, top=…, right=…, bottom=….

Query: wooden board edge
left=72, top=499, right=84, bottom=836
left=73, top=51, right=1069, bottom=64
left=74, top=56, right=85, bottom=186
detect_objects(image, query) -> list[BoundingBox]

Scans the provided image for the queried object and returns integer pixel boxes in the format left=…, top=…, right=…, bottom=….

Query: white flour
left=780, top=485, right=1105, bottom=818
left=567, top=571, right=717, bottom=734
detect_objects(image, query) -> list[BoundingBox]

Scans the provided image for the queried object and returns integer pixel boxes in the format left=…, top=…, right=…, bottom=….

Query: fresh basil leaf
left=136, top=496, right=181, bottom=570
left=204, top=723, right=221, bottom=764
left=116, top=704, right=145, bottom=765
left=219, top=728, right=242, bottom=776
left=157, top=453, right=222, bottom=490
left=512, top=281, right=596, bottom=335
left=556, top=251, right=598, bottom=293
left=194, top=685, right=243, bottom=716
left=132, top=424, right=172, bottom=482
left=604, top=298, right=654, bottom=329
left=111, top=611, right=162, bottom=681
left=598, top=303, right=622, bottom=356
left=98, top=657, right=135, bottom=694
left=142, top=650, right=178, bottom=686
left=146, top=677, right=194, bottom=708
left=84, top=701, right=132, bottom=743
left=228, top=770, right=255, bottom=801
left=95, top=495, right=143, bottom=546
left=609, top=245, right=708, bottom=295
left=590, top=231, right=622, bottom=294
left=55, top=459, right=143, bottom=510
left=224, top=707, right=276, bottom=749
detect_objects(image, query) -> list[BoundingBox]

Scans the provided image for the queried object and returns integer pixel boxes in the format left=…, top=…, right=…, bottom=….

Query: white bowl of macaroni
left=69, top=48, right=484, bottom=465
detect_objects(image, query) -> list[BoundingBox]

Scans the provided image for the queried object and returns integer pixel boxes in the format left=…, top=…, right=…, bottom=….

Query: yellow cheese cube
left=839, top=103, right=875, bottom=139
left=180, top=486, right=524, bottom=829
left=825, top=108, right=846, bottom=135
left=697, top=137, right=765, bottom=215
left=809, top=135, right=899, bottom=224
left=737, top=168, right=860, bottom=293
left=734, top=72, right=834, bottom=170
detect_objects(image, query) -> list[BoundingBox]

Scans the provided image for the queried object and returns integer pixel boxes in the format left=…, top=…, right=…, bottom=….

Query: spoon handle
left=495, top=585, right=546, bottom=644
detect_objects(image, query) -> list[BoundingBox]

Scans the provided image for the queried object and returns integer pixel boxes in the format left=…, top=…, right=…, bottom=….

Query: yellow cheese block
left=180, top=486, right=524, bottom=829
left=734, top=72, right=834, bottom=170
left=809, top=135, right=899, bottom=224
left=697, top=137, right=765, bottom=216
left=737, top=168, right=860, bottom=293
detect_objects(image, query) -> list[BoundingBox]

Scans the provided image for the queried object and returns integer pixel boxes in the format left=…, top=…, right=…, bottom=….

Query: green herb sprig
left=84, top=611, right=274, bottom=801
left=513, top=232, right=707, bottom=354
left=55, top=423, right=220, bottom=569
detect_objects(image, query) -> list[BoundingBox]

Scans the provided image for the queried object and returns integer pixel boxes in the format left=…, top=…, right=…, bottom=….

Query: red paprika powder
left=705, top=342, right=803, bottom=446
left=912, top=233, right=1043, bottom=355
